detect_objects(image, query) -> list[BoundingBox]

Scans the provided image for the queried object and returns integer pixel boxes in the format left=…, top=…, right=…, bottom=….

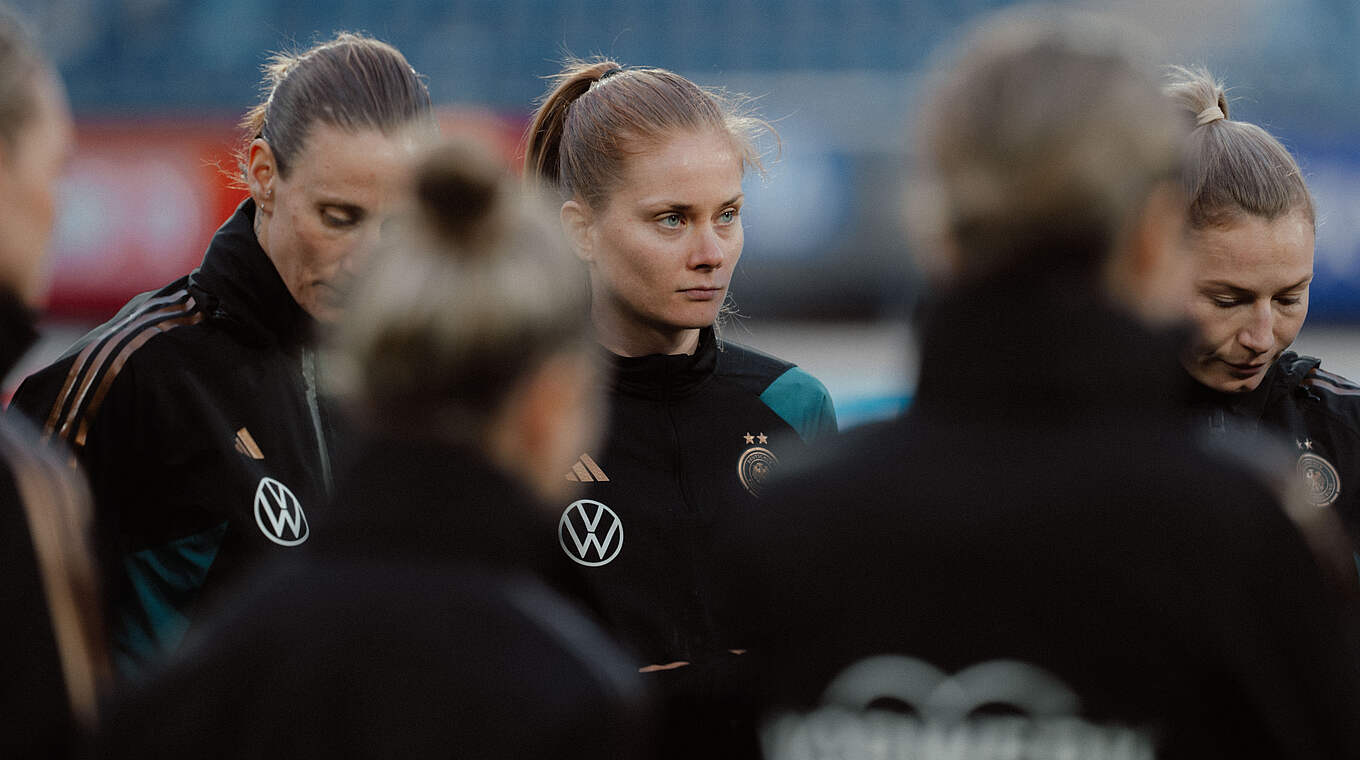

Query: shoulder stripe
left=42, top=290, right=194, bottom=439
left=46, top=292, right=202, bottom=448
left=0, top=423, right=108, bottom=724
left=71, top=310, right=204, bottom=449
left=1305, top=368, right=1360, bottom=397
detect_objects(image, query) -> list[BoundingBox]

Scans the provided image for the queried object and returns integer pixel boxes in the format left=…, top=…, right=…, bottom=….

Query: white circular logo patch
left=1298, top=453, right=1341, bottom=507
left=254, top=476, right=309, bottom=546
left=738, top=446, right=779, bottom=497
left=558, top=499, right=623, bottom=567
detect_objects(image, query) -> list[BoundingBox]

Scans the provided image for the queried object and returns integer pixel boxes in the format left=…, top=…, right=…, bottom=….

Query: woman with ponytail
left=524, top=58, right=836, bottom=753
left=1168, top=67, right=1360, bottom=570
left=102, top=140, right=650, bottom=758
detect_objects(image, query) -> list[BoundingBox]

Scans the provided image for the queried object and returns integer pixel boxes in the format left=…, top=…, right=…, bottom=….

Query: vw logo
left=254, top=476, right=309, bottom=547
left=559, top=499, right=623, bottom=567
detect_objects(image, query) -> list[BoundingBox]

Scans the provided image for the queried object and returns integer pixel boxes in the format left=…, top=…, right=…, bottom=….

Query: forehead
left=284, top=122, right=423, bottom=194
left=612, top=129, right=743, bottom=202
left=1192, top=212, right=1314, bottom=287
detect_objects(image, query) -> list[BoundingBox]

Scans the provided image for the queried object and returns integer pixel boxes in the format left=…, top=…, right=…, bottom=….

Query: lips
left=680, top=286, right=724, bottom=301
left=1220, top=359, right=1268, bottom=378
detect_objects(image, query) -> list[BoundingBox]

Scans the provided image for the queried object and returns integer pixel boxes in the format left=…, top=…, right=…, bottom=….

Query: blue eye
left=718, top=208, right=738, bottom=224
left=659, top=213, right=683, bottom=229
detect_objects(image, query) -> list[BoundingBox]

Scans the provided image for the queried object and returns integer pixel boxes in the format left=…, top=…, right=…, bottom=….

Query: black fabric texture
left=713, top=268, right=1360, bottom=759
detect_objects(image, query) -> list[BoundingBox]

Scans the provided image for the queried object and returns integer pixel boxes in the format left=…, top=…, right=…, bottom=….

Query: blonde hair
left=523, top=58, right=769, bottom=207
left=0, top=6, right=43, bottom=148
left=334, top=140, right=592, bottom=436
left=1164, top=66, right=1314, bottom=229
left=911, top=8, right=1185, bottom=280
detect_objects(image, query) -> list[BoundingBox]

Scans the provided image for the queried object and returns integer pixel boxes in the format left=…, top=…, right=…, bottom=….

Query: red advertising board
left=43, top=108, right=525, bottom=320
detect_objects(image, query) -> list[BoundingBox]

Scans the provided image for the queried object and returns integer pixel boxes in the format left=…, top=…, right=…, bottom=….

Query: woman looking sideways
left=523, top=58, right=836, bottom=749
left=1168, top=68, right=1360, bottom=568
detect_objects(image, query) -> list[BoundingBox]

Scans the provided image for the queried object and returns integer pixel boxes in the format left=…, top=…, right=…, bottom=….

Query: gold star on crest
left=757, top=433, right=768, bottom=444
left=743, top=433, right=755, bottom=444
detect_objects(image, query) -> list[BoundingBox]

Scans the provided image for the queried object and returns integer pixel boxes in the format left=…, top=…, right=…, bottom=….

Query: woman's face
left=572, top=129, right=744, bottom=353
left=1181, top=211, right=1314, bottom=393
left=0, top=71, right=74, bottom=307
left=252, top=122, right=422, bottom=324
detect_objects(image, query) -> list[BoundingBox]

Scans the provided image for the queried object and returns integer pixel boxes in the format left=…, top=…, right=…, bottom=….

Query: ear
left=247, top=138, right=278, bottom=214
left=560, top=198, right=595, bottom=263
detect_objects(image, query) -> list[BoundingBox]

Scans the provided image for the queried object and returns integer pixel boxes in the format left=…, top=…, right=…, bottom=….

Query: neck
left=592, top=301, right=701, bottom=357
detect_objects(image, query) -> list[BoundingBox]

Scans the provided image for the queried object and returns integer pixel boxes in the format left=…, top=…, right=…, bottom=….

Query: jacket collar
left=914, top=262, right=1189, bottom=419
left=1185, top=350, right=1320, bottom=421
left=606, top=326, right=717, bottom=400
left=188, top=198, right=316, bottom=349
left=0, top=288, right=36, bottom=379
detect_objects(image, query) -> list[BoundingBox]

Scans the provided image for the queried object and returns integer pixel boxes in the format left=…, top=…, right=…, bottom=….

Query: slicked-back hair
left=234, top=32, right=434, bottom=180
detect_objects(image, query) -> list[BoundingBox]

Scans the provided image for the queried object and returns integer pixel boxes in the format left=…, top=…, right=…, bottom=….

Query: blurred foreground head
left=0, top=5, right=73, bottom=307
left=334, top=140, right=598, bottom=502
left=907, top=6, right=1188, bottom=323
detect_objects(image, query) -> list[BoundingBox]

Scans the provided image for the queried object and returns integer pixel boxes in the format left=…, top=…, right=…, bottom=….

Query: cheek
left=1186, top=305, right=1234, bottom=350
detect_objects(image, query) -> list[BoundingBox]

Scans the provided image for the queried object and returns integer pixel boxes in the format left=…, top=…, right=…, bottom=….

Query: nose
left=1238, top=301, right=1274, bottom=355
left=689, top=226, right=724, bottom=271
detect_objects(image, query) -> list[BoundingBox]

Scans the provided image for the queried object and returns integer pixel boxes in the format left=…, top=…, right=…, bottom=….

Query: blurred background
left=9, top=0, right=1360, bottom=427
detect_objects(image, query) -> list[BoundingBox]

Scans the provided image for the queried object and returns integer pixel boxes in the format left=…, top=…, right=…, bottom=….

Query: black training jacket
left=714, top=269, right=1360, bottom=759
left=555, top=327, right=835, bottom=758
left=1188, top=351, right=1360, bottom=558
left=9, top=198, right=337, bottom=681
left=558, top=327, right=836, bottom=666
left=0, top=292, right=101, bottom=757
left=102, top=436, right=653, bottom=759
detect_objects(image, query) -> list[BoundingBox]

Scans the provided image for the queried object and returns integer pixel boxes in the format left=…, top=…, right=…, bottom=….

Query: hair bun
left=415, top=140, right=507, bottom=247
left=1164, top=65, right=1229, bottom=128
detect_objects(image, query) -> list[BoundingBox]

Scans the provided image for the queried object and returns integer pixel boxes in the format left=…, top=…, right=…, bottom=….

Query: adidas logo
left=565, top=453, right=608, bottom=482
left=234, top=427, right=264, bottom=460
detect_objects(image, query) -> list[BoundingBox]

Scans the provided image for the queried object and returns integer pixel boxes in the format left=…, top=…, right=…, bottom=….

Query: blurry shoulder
left=717, top=340, right=838, bottom=442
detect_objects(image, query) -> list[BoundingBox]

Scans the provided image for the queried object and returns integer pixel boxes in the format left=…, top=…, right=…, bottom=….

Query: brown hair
left=522, top=58, right=768, bottom=208
left=335, top=139, right=592, bottom=435
left=0, top=6, right=44, bottom=148
left=1164, top=66, right=1314, bottom=230
left=234, top=32, right=433, bottom=181
left=910, top=8, right=1185, bottom=281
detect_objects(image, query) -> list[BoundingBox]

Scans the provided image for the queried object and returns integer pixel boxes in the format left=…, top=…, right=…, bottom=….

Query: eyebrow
left=643, top=194, right=744, bottom=213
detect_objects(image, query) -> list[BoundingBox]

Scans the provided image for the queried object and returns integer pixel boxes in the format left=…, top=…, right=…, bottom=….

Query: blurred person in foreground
left=713, top=8, right=1360, bottom=759
left=8, top=32, right=435, bottom=681
left=0, top=6, right=109, bottom=756
left=522, top=59, right=836, bottom=756
left=101, top=140, right=651, bottom=759
left=1168, top=67, right=1360, bottom=581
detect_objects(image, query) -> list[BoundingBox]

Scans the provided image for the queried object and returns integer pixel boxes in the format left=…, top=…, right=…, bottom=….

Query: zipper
left=664, top=401, right=695, bottom=513
left=301, top=347, right=333, bottom=495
